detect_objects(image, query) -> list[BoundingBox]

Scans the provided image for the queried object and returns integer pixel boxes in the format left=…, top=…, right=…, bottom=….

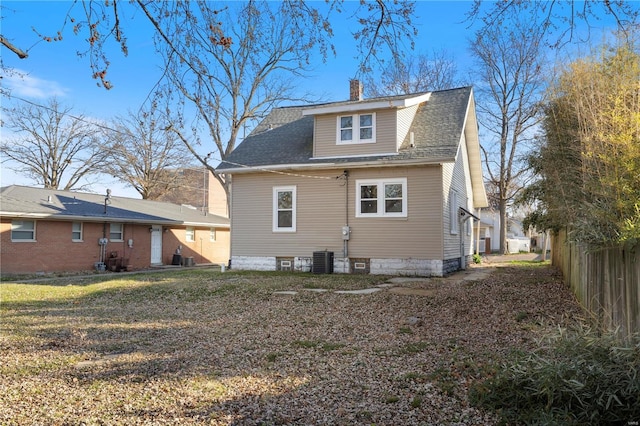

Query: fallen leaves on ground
left=0, top=265, right=583, bottom=425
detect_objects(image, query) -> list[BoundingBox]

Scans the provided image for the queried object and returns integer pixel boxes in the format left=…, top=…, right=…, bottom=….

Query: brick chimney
left=349, top=79, right=363, bottom=101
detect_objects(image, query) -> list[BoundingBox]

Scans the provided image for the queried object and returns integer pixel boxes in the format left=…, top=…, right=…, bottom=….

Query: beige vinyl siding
left=231, top=166, right=444, bottom=260
left=443, top=133, right=474, bottom=260
left=313, top=109, right=397, bottom=158
left=231, top=171, right=346, bottom=257
left=348, top=166, right=443, bottom=259
left=396, top=104, right=419, bottom=150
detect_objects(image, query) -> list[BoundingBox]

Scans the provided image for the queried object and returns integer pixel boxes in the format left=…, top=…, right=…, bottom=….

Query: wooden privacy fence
left=552, top=229, right=640, bottom=337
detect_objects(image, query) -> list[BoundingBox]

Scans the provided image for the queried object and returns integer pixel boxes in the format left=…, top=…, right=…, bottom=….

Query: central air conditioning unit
left=312, top=251, right=334, bottom=274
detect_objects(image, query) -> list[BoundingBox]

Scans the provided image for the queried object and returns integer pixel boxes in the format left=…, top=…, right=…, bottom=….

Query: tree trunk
left=499, top=197, right=508, bottom=254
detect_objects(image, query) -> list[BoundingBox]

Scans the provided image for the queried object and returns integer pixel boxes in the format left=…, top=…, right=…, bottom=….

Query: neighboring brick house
left=217, top=82, right=488, bottom=276
left=0, top=185, right=230, bottom=275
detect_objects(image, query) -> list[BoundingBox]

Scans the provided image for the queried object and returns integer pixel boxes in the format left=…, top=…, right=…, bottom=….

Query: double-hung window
left=72, top=222, right=83, bottom=241
left=186, top=227, right=195, bottom=242
left=450, top=190, right=459, bottom=235
left=109, top=223, right=124, bottom=241
left=356, top=178, right=407, bottom=218
left=273, top=186, right=296, bottom=232
left=11, top=220, right=36, bottom=241
left=209, top=228, right=216, bottom=242
left=337, top=113, right=375, bottom=144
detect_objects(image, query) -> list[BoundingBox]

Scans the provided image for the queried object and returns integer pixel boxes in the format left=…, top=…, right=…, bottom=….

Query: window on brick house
left=186, top=227, right=195, bottom=242
left=11, top=220, right=35, bottom=241
left=72, top=222, right=83, bottom=241
left=109, top=223, right=123, bottom=241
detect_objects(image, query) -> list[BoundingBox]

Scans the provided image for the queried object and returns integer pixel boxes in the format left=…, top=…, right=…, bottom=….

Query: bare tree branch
left=364, top=49, right=462, bottom=97
left=101, top=100, right=197, bottom=200
left=467, top=0, right=639, bottom=48
left=0, top=35, right=28, bottom=59
left=1, top=98, right=107, bottom=190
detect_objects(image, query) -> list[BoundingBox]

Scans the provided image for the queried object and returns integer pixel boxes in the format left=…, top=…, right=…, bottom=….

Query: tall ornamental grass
left=470, top=326, right=640, bottom=425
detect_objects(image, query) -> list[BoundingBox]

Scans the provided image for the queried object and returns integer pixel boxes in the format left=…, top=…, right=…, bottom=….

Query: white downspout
left=476, top=208, right=482, bottom=254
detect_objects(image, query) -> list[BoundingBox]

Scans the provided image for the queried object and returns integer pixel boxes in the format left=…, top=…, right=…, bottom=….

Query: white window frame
left=355, top=178, right=407, bottom=218
left=337, top=112, right=376, bottom=144
left=209, top=228, right=216, bottom=242
left=11, top=220, right=36, bottom=241
left=186, top=226, right=195, bottom=242
left=71, top=222, right=83, bottom=241
left=450, top=190, right=459, bottom=235
left=273, top=186, right=297, bottom=232
left=109, top=223, right=124, bottom=241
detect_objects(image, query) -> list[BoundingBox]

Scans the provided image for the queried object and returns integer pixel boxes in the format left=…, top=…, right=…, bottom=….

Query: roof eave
left=301, top=93, right=431, bottom=116
left=221, top=157, right=454, bottom=174
left=183, top=221, right=230, bottom=228
left=1, top=212, right=229, bottom=228
left=461, top=89, right=489, bottom=209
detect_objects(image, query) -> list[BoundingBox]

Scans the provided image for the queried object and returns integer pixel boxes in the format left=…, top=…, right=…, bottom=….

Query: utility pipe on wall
left=337, top=170, right=350, bottom=273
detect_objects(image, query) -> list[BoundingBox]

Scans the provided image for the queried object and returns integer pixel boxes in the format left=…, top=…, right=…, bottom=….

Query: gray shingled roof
left=0, top=185, right=229, bottom=227
left=218, top=86, right=472, bottom=171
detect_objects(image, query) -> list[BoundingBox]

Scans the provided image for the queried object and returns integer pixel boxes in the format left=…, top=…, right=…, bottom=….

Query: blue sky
left=0, top=1, right=618, bottom=198
left=1, top=2, right=472, bottom=113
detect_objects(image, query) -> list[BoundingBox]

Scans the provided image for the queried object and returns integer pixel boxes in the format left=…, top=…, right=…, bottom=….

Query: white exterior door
left=150, top=226, right=163, bottom=264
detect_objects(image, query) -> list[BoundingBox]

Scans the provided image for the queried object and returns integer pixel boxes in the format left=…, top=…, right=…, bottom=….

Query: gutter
left=0, top=212, right=230, bottom=228
left=219, top=156, right=456, bottom=174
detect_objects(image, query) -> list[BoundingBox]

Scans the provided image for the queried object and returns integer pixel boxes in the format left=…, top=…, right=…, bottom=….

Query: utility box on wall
left=312, top=251, right=334, bottom=274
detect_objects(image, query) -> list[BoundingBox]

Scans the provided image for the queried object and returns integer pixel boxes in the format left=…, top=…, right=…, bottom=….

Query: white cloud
left=1, top=68, right=68, bottom=99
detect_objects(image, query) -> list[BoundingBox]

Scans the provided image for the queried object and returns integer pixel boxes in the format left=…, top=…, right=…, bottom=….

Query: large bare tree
left=102, top=102, right=196, bottom=200
left=1, top=1, right=417, bottom=203
left=470, top=10, right=547, bottom=254
left=128, top=1, right=416, bottom=208
left=364, top=49, right=462, bottom=97
left=150, top=1, right=316, bottom=204
left=0, top=98, right=106, bottom=190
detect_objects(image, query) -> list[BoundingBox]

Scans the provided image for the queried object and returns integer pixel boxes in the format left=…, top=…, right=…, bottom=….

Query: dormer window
left=337, top=113, right=376, bottom=144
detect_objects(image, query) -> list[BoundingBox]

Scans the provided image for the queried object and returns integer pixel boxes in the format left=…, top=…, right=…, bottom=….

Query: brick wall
left=162, top=227, right=230, bottom=266
left=1, top=219, right=230, bottom=275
